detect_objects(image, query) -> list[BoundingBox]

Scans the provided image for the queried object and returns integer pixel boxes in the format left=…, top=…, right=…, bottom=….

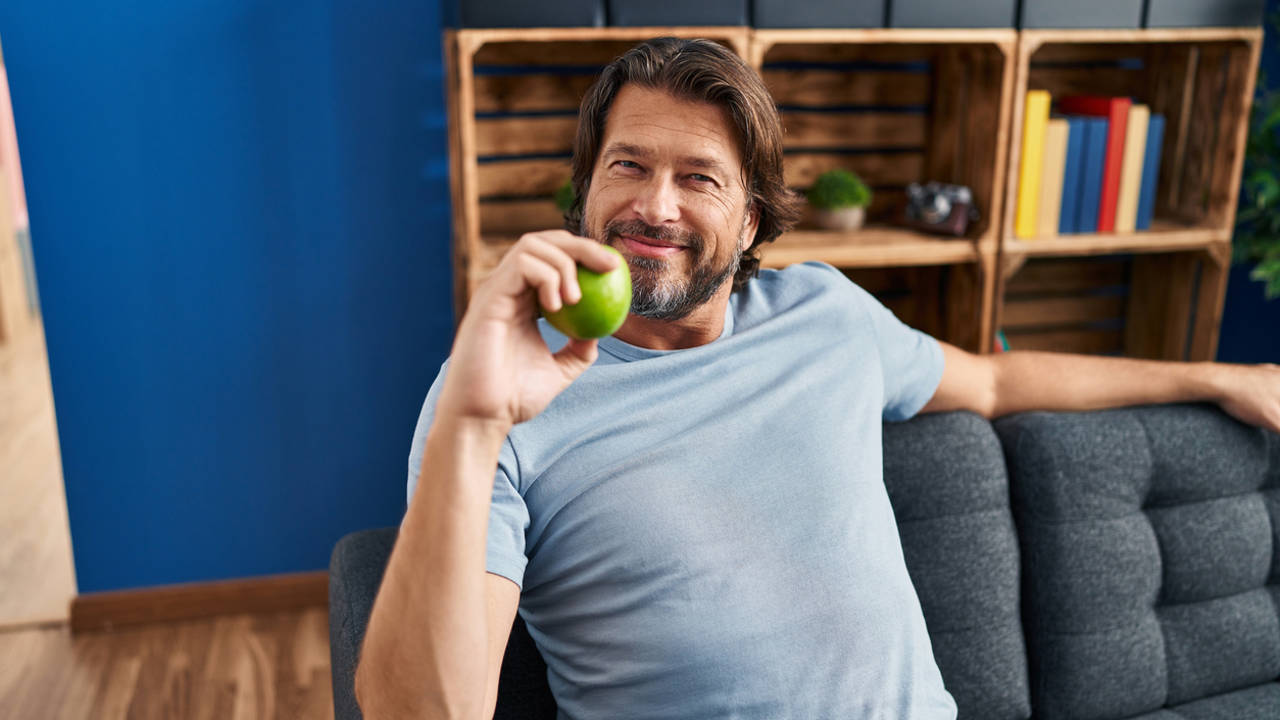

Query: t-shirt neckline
left=597, top=300, right=736, bottom=362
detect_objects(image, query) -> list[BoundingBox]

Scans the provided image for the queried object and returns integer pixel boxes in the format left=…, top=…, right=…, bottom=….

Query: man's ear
left=740, top=202, right=761, bottom=252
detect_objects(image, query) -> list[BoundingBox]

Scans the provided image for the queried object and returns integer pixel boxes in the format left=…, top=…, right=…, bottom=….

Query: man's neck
left=611, top=283, right=734, bottom=351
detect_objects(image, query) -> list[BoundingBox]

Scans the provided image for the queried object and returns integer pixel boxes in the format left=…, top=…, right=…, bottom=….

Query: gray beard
left=584, top=217, right=743, bottom=322
left=626, top=247, right=742, bottom=322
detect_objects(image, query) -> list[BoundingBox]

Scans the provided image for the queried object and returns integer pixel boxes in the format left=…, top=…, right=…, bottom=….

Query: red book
left=1057, top=96, right=1131, bottom=233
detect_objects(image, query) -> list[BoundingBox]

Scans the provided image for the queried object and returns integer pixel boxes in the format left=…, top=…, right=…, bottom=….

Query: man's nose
left=631, top=174, right=681, bottom=226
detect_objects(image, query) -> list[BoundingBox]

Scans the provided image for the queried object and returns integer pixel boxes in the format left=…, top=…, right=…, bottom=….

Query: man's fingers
left=539, top=231, right=621, bottom=275
left=515, top=253, right=563, bottom=313
left=519, top=236, right=583, bottom=305
left=553, top=337, right=599, bottom=377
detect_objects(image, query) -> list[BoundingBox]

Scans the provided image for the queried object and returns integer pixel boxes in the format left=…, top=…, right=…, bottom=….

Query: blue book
left=1076, top=117, right=1108, bottom=234
left=1058, top=117, right=1086, bottom=234
left=1136, top=114, right=1166, bottom=231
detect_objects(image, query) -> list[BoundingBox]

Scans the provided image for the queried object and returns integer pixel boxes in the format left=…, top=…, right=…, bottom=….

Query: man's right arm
left=353, top=231, right=620, bottom=718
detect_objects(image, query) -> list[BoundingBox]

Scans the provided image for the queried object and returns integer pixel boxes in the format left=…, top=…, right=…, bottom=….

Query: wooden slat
left=1189, top=242, right=1232, bottom=361
left=480, top=198, right=568, bottom=235
left=1026, top=67, right=1146, bottom=99
left=1149, top=45, right=1197, bottom=219
left=784, top=151, right=925, bottom=188
left=474, top=73, right=598, bottom=113
left=1123, top=253, right=1196, bottom=360
left=1176, top=45, right=1228, bottom=222
left=1020, top=27, right=1261, bottom=46
left=926, top=47, right=967, bottom=187
left=70, top=572, right=329, bottom=633
left=1002, top=294, right=1125, bottom=329
left=760, top=228, right=980, bottom=268
left=1002, top=220, right=1227, bottom=256
left=475, top=115, right=578, bottom=157
left=1004, top=258, right=1128, bottom=294
left=782, top=112, right=927, bottom=149
left=763, top=69, right=931, bottom=107
left=963, top=45, right=1006, bottom=239
left=944, top=261, right=985, bottom=352
left=1002, top=328, right=1125, bottom=354
left=1206, top=40, right=1260, bottom=230
left=477, top=157, right=573, bottom=198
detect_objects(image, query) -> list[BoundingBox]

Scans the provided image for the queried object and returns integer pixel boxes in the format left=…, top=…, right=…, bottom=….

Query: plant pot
left=812, top=206, right=866, bottom=231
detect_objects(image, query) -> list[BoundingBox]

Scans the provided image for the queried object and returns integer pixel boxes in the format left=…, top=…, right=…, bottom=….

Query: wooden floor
left=0, top=319, right=77, bottom=627
left=0, top=607, right=334, bottom=720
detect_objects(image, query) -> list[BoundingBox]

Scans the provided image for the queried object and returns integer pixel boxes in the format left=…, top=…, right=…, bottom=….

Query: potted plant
left=555, top=178, right=576, bottom=215
left=807, top=169, right=872, bottom=231
left=1234, top=10, right=1280, bottom=300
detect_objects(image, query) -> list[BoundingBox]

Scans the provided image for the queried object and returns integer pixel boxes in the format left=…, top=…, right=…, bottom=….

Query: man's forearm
left=989, top=351, right=1225, bottom=418
left=355, top=414, right=509, bottom=718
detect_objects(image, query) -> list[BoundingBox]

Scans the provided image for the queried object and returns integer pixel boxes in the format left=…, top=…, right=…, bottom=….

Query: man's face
left=581, top=84, right=759, bottom=322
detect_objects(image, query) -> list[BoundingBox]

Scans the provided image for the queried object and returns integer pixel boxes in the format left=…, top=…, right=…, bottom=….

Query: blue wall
left=1218, top=0, right=1280, bottom=363
left=0, top=1, right=455, bottom=592
left=0, top=1, right=1276, bottom=594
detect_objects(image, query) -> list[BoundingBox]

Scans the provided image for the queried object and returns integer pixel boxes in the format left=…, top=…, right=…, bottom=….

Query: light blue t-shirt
left=408, top=262, right=955, bottom=719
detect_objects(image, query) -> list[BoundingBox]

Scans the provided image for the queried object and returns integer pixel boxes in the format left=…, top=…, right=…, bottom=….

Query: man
left=357, top=38, right=1280, bottom=719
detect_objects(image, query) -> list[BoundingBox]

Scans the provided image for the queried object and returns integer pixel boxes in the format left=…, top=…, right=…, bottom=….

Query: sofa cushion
left=995, top=404, right=1280, bottom=720
left=883, top=411, right=1031, bottom=720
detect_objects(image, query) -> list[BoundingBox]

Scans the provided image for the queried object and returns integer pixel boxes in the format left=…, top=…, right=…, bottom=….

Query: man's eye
left=616, top=160, right=641, bottom=170
left=690, top=174, right=715, bottom=184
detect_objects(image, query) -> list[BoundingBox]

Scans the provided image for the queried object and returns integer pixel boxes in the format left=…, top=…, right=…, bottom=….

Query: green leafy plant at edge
left=1234, top=10, right=1280, bottom=300
left=555, top=178, right=576, bottom=214
left=806, top=169, right=872, bottom=210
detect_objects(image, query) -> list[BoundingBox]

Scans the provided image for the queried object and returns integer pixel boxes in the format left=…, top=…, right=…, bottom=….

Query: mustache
left=604, top=219, right=703, bottom=253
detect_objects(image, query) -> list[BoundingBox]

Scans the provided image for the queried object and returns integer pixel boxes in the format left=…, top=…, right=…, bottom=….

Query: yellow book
left=1016, top=90, right=1052, bottom=239
left=1114, top=104, right=1149, bottom=234
left=1037, top=118, right=1069, bottom=238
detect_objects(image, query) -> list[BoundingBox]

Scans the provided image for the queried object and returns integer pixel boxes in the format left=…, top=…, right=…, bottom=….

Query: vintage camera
left=903, top=182, right=980, bottom=237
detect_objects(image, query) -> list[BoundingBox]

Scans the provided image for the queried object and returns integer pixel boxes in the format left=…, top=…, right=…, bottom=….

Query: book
left=1059, top=117, right=1087, bottom=234
left=1076, top=117, right=1108, bottom=234
left=1038, top=118, right=1069, bottom=238
left=1136, top=114, right=1166, bottom=231
left=1057, top=96, right=1131, bottom=232
left=1114, top=104, right=1150, bottom=233
left=1016, top=90, right=1052, bottom=239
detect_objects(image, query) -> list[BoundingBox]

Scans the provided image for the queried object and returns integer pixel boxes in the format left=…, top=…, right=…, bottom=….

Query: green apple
left=541, top=245, right=632, bottom=339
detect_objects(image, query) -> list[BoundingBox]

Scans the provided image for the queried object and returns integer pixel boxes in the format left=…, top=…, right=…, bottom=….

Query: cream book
left=1037, top=118, right=1069, bottom=238
left=1016, top=90, right=1052, bottom=239
left=1114, top=104, right=1150, bottom=234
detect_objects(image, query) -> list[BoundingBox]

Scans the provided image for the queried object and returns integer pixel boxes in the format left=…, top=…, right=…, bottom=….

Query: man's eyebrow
left=682, top=155, right=729, bottom=174
left=602, top=142, right=653, bottom=159
left=603, top=143, right=729, bottom=175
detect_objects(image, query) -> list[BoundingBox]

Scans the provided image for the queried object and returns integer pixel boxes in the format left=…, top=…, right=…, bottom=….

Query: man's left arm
left=920, top=342, right=1280, bottom=434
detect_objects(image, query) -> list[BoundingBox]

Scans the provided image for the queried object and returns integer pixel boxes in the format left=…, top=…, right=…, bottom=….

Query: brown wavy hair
left=565, top=37, right=803, bottom=290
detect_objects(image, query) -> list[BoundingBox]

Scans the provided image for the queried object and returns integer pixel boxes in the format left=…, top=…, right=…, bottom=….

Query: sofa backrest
left=994, top=403, right=1280, bottom=720
left=883, top=411, right=1032, bottom=720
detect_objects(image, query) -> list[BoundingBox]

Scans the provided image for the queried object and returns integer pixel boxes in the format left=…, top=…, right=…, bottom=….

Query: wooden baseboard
left=70, top=571, right=328, bottom=633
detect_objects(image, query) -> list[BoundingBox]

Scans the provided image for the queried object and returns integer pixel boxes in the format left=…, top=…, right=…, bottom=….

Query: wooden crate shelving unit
left=445, top=26, right=1260, bottom=359
left=999, top=28, right=1261, bottom=360
left=750, top=29, right=1016, bottom=352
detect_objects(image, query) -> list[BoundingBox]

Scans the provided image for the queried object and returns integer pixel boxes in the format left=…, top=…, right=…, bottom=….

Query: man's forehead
left=598, top=85, right=744, bottom=167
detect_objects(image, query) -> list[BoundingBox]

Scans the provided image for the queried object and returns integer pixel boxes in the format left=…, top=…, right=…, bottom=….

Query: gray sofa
left=330, top=404, right=1280, bottom=719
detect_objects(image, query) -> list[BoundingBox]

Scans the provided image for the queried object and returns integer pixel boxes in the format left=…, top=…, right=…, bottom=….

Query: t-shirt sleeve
left=406, top=361, right=531, bottom=588
left=852, top=285, right=945, bottom=422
